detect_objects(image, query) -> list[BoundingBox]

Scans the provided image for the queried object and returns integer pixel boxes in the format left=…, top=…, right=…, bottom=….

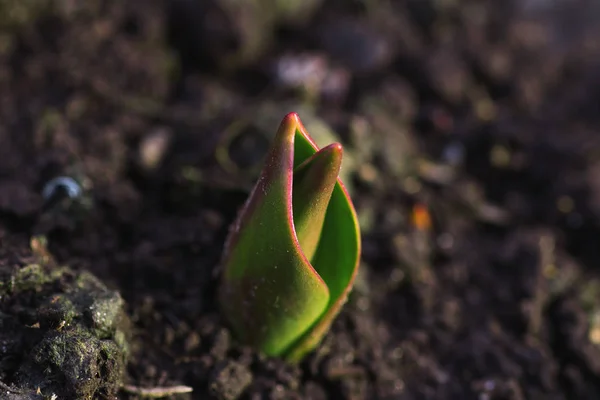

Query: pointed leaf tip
left=283, top=112, right=300, bottom=123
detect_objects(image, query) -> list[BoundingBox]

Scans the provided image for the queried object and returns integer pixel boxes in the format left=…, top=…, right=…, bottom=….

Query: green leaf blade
left=292, top=142, right=343, bottom=262
left=283, top=120, right=361, bottom=362
left=220, top=114, right=330, bottom=356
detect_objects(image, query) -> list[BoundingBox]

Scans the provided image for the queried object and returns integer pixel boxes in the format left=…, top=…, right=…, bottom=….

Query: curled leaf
left=219, top=113, right=361, bottom=362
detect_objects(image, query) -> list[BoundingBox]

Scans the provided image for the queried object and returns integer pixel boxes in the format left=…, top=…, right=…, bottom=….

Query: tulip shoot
left=219, top=113, right=361, bottom=362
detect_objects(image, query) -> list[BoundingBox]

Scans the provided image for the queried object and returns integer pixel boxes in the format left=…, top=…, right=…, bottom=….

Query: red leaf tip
left=327, top=142, right=343, bottom=154
left=283, top=112, right=301, bottom=123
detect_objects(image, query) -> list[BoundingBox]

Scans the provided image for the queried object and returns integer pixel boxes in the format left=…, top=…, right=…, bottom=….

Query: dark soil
left=1, top=0, right=600, bottom=399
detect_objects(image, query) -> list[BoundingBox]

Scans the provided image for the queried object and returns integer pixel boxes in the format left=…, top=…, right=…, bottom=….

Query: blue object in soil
left=42, top=176, right=83, bottom=200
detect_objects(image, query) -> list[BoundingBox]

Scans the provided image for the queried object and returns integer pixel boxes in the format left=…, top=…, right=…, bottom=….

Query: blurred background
left=2, top=0, right=600, bottom=399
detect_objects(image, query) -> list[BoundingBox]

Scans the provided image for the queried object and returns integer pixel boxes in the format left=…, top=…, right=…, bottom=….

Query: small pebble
left=139, top=128, right=172, bottom=171
left=274, top=53, right=328, bottom=90
left=42, top=177, right=82, bottom=200
left=209, top=360, right=253, bottom=400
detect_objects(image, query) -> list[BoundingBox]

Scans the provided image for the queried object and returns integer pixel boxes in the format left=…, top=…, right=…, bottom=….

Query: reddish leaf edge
left=281, top=113, right=362, bottom=362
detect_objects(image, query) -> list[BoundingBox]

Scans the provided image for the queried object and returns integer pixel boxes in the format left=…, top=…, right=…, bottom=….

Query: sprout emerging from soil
left=219, top=113, right=361, bottom=362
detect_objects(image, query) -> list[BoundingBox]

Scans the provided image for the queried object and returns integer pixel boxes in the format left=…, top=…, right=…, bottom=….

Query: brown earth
left=1, top=0, right=600, bottom=399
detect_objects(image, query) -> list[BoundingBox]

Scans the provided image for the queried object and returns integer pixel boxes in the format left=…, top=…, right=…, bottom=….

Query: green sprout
left=219, top=112, right=361, bottom=362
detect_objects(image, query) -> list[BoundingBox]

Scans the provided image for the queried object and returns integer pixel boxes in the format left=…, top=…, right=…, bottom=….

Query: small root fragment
left=121, top=384, right=193, bottom=398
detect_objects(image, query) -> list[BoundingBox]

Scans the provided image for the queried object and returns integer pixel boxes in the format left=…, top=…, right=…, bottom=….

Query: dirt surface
left=1, top=0, right=600, bottom=399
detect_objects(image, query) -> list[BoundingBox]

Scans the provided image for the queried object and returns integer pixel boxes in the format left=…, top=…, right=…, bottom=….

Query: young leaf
left=292, top=142, right=342, bottom=262
left=219, top=112, right=361, bottom=362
